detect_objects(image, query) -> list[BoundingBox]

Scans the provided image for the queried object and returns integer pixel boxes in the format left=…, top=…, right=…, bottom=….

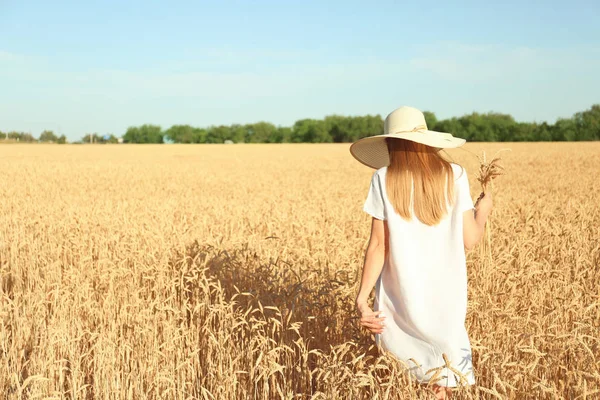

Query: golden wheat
left=476, top=149, right=509, bottom=193
left=0, top=142, right=598, bottom=399
left=474, top=149, right=509, bottom=265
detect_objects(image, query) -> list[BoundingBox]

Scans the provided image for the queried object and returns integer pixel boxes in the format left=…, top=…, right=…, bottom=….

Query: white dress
left=362, top=162, right=476, bottom=387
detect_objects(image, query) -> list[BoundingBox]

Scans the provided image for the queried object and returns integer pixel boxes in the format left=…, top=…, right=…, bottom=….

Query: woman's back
left=352, top=107, right=492, bottom=395
left=363, top=162, right=476, bottom=387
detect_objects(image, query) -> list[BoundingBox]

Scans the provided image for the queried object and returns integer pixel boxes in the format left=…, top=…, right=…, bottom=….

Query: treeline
left=0, top=130, right=67, bottom=143
left=121, top=104, right=600, bottom=143
left=0, top=130, right=118, bottom=144
left=121, top=115, right=384, bottom=144
left=2, top=104, right=599, bottom=144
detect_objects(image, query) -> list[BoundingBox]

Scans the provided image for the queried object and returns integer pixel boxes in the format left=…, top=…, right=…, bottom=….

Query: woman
left=350, top=106, right=493, bottom=399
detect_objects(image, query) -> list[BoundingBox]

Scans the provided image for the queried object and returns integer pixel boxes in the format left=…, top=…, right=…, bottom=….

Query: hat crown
left=350, top=105, right=466, bottom=169
left=384, top=106, right=427, bottom=134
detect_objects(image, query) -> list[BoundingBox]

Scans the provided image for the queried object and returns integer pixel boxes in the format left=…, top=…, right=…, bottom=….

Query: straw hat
left=350, top=106, right=466, bottom=169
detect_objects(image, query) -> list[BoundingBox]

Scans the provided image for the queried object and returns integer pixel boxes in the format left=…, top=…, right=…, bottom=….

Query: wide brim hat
left=350, top=106, right=466, bottom=169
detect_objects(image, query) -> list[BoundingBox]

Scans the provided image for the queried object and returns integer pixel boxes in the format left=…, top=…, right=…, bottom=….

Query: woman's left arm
left=355, top=217, right=387, bottom=311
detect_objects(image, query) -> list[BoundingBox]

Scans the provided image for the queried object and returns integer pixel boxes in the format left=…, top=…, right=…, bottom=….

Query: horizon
left=2, top=102, right=598, bottom=143
left=2, top=0, right=599, bottom=141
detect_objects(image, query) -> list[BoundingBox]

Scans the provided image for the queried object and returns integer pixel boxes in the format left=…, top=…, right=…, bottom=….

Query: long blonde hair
left=385, top=138, right=455, bottom=226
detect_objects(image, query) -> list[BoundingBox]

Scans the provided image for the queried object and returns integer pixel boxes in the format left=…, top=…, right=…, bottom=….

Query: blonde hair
left=385, top=138, right=455, bottom=226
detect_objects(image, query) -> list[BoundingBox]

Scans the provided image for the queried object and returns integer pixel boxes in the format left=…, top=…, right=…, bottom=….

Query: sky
left=1, top=0, right=599, bottom=141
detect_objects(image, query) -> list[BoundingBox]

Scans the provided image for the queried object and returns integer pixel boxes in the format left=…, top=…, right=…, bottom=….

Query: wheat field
left=0, top=143, right=599, bottom=399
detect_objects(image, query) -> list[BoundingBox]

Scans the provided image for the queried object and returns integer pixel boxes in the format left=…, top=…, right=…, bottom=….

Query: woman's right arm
left=463, top=192, right=493, bottom=250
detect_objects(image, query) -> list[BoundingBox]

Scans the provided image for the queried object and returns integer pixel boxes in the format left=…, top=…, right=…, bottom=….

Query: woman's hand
left=475, top=191, right=493, bottom=216
left=356, top=300, right=386, bottom=334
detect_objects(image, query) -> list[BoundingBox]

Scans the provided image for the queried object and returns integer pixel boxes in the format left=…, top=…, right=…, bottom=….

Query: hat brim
left=349, top=131, right=466, bottom=169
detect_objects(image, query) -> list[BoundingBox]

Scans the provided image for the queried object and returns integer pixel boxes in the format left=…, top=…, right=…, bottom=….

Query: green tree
left=229, top=124, right=246, bottom=143
left=573, top=104, right=600, bottom=140
left=292, top=119, right=332, bottom=143
left=533, top=122, right=552, bottom=141
left=192, top=128, right=208, bottom=143
left=486, top=113, right=516, bottom=142
left=274, top=126, right=292, bottom=143
left=355, top=115, right=384, bottom=140
left=324, top=115, right=383, bottom=142
left=206, top=125, right=231, bottom=143
left=244, top=122, right=278, bottom=143
left=166, top=125, right=195, bottom=143
left=552, top=119, right=577, bottom=141
left=123, top=127, right=141, bottom=143
left=123, top=125, right=163, bottom=143
left=57, top=135, right=67, bottom=144
left=39, top=130, right=58, bottom=142
left=423, top=111, right=438, bottom=130
left=510, top=123, right=536, bottom=141
left=324, top=115, right=350, bottom=142
left=446, top=112, right=515, bottom=142
left=435, top=117, right=464, bottom=140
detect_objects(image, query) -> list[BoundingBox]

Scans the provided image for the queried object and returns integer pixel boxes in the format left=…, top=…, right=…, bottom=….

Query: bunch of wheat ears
left=474, top=149, right=509, bottom=263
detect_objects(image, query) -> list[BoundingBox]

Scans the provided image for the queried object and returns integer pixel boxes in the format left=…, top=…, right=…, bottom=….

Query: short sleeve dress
left=362, top=162, right=476, bottom=387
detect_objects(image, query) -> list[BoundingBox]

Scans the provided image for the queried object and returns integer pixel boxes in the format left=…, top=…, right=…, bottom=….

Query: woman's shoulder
left=450, top=162, right=467, bottom=181
left=374, top=166, right=388, bottom=179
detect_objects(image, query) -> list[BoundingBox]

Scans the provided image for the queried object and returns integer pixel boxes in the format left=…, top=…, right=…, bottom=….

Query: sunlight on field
left=1, top=143, right=599, bottom=399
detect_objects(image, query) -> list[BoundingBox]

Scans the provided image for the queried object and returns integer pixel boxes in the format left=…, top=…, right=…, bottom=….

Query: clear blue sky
left=1, top=0, right=599, bottom=141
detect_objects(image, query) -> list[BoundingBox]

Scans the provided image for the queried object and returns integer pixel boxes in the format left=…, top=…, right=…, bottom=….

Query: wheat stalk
left=475, top=149, right=509, bottom=264
left=475, top=149, right=509, bottom=193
